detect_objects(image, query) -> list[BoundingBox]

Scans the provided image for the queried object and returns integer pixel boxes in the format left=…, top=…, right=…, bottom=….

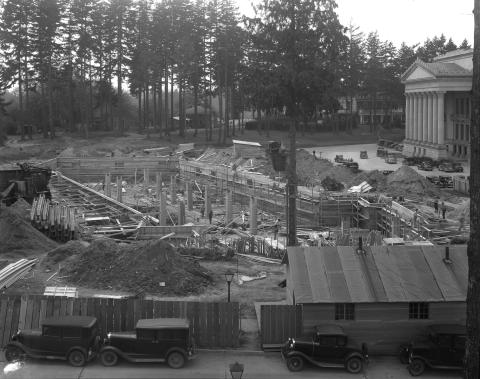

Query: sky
left=236, top=0, right=474, bottom=48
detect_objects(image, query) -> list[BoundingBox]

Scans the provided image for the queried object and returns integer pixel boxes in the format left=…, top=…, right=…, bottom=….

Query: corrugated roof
left=286, top=245, right=467, bottom=303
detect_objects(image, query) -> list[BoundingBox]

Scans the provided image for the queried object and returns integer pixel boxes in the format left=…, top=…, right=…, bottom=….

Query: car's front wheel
left=286, top=356, right=304, bottom=372
left=408, top=358, right=426, bottom=376
left=100, top=350, right=119, bottom=366
left=345, top=357, right=363, bottom=374
left=5, top=346, right=25, bottom=362
left=68, top=350, right=86, bottom=367
left=167, top=351, right=186, bottom=369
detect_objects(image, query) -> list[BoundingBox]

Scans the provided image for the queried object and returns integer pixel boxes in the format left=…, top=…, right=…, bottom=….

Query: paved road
left=0, top=350, right=460, bottom=379
left=305, top=144, right=471, bottom=176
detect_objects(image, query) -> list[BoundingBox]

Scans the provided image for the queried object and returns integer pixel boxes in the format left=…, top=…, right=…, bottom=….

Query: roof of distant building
left=232, top=140, right=262, bottom=147
left=286, top=245, right=467, bottom=304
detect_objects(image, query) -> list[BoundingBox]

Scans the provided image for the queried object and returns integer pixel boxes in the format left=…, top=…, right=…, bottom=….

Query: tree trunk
left=47, top=60, right=55, bottom=139
left=170, top=69, right=174, bottom=134
left=17, top=54, right=24, bottom=140
left=218, top=88, right=223, bottom=143
left=193, top=85, right=198, bottom=137
left=153, top=82, right=157, bottom=132
left=286, top=116, right=297, bottom=246
left=138, top=89, right=142, bottom=131
left=465, top=2, right=480, bottom=378
left=158, top=75, right=163, bottom=137
left=164, top=62, right=169, bottom=136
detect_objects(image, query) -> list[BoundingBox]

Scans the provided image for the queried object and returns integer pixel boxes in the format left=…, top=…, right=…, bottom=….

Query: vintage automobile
left=359, top=151, right=368, bottom=159
left=334, top=154, right=345, bottom=163
left=400, top=324, right=465, bottom=376
left=376, top=147, right=387, bottom=158
left=281, top=325, right=368, bottom=374
left=385, top=155, right=397, bottom=164
left=99, top=318, right=196, bottom=368
left=418, top=161, right=433, bottom=171
left=3, top=315, right=99, bottom=367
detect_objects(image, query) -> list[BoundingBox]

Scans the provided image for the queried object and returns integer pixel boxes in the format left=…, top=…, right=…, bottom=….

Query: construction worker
left=200, top=205, right=205, bottom=218
left=208, top=209, right=213, bottom=224
left=433, top=199, right=439, bottom=215
left=441, top=202, right=447, bottom=220
left=273, top=218, right=280, bottom=240
left=312, top=150, right=316, bottom=159
left=412, top=209, right=418, bottom=229
left=458, top=214, right=465, bottom=231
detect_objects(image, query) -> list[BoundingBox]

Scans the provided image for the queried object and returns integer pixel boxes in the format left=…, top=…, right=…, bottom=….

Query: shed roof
left=286, top=245, right=467, bottom=303
left=136, top=318, right=190, bottom=329
left=232, top=139, right=262, bottom=147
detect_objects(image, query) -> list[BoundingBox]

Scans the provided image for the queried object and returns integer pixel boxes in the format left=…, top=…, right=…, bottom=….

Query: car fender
left=99, top=345, right=132, bottom=361
left=409, top=354, right=430, bottom=367
left=4, top=341, right=41, bottom=359
left=345, top=352, right=366, bottom=363
left=166, top=347, right=188, bottom=359
left=283, top=350, right=316, bottom=365
left=66, top=346, right=88, bottom=359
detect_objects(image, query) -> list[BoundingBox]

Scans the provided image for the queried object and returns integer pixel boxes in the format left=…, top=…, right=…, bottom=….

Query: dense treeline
left=0, top=0, right=471, bottom=143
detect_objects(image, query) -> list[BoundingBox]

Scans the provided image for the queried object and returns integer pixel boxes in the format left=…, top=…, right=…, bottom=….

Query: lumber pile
left=0, top=259, right=38, bottom=289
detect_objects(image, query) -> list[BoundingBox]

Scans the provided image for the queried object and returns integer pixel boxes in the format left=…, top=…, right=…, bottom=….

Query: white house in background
left=401, top=49, right=472, bottom=161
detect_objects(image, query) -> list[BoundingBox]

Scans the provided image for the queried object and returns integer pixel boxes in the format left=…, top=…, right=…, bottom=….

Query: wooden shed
left=284, top=245, right=467, bottom=354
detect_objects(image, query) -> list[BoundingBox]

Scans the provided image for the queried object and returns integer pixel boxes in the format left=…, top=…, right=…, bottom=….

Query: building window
left=461, top=124, right=464, bottom=140
left=335, top=303, right=355, bottom=320
left=409, top=302, right=429, bottom=319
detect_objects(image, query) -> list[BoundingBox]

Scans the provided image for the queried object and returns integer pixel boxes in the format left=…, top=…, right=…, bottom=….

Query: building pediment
left=405, top=66, right=435, bottom=81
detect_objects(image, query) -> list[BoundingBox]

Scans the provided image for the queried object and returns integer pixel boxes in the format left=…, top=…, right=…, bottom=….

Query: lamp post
left=229, top=361, right=244, bottom=379
left=224, top=270, right=234, bottom=302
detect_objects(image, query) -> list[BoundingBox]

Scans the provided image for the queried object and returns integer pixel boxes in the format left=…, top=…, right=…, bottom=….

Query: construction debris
left=0, top=258, right=38, bottom=289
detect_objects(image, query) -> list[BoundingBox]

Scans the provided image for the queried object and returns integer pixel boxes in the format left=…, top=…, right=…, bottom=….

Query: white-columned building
left=401, top=49, right=472, bottom=160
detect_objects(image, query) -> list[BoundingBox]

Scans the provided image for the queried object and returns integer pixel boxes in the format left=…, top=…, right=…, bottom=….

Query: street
left=0, top=350, right=460, bottom=379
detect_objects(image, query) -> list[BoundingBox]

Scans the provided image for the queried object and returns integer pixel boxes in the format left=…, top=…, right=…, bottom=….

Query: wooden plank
left=124, top=298, right=135, bottom=331
left=0, top=298, right=8, bottom=346
left=24, top=296, right=35, bottom=330
left=112, top=299, right=121, bottom=332
left=142, top=300, right=153, bottom=319
left=106, top=298, right=114, bottom=333
left=31, top=297, right=41, bottom=329
left=39, top=298, right=47, bottom=325
left=18, top=295, right=28, bottom=330
left=208, top=302, right=216, bottom=347
left=72, top=298, right=81, bottom=316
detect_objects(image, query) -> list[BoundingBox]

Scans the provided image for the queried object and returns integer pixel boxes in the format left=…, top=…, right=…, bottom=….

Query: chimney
left=443, top=246, right=452, bottom=264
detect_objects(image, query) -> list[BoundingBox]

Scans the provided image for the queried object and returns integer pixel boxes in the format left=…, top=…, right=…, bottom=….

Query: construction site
left=0, top=133, right=471, bottom=348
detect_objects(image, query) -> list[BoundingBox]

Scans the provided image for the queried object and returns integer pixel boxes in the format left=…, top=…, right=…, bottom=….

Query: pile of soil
left=41, top=240, right=90, bottom=270
left=296, top=150, right=355, bottom=186
left=8, top=198, right=31, bottom=220
left=384, top=166, right=440, bottom=198
left=60, top=239, right=213, bottom=295
left=0, top=206, right=57, bottom=258
left=348, top=170, right=388, bottom=191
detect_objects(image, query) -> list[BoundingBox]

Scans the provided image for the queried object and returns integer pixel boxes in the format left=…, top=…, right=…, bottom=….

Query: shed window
left=335, top=303, right=355, bottom=320
left=409, top=302, right=429, bottom=319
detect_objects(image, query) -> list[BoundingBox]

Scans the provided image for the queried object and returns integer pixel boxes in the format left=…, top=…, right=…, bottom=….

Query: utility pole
left=286, top=0, right=297, bottom=247
left=465, top=2, right=480, bottom=378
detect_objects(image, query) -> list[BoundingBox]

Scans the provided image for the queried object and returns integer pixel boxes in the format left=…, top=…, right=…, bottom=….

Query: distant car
left=385, top=155, right=397, bottom=164
left=343, top=161, right=359, bottom=170
left=438, top=162, right=456, bottom=172
left=360, top=151, right=368, bottom=159
left=403, top=157, right=417, bottom=166
left=418, top=162, right=433, bottom=171
left=377, top=147, right=387, bottom=157
left=377, top=139, right=387, bottom=147
left=334, top=154, right=345, bottom=163
left=395, top=144, right=404, bottom=152
left=399, top=324, right=465, bottom=376
left=3, top=316, right=99, bottom=367
left=452, top=163, right=464, bottom=172
left=281, top=325, right=368, bottom=374
left=99, top=318, right=196, bottom=368
left=382, top=170, right=394, bottom=175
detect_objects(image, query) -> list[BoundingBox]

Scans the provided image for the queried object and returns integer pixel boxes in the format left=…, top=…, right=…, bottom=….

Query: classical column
left=437, top=92, right=445, bottom=145
left=433, top=93, right=438, bottom=144
left=427, top=92, right=433, bottom=143
left=412, top=93, right=418, bottom=141
left=416, top=93, right=422, bottom=141
left=406, top=94, right=412, bottom=140
left=422, top=92, right=428, bottom=142
left=409, top=94, right=414, bottom=140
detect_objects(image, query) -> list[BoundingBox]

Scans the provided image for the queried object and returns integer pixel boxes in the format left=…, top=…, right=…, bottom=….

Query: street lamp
left=224, top=270, right=234, bottom=302
left=229, top=361, right=244, bottom=379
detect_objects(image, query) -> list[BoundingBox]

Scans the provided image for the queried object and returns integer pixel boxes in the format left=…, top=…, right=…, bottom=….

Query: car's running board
left=310, top=361, right=344, bottom=369
left=126, top=358, right=166, bottom=363
left=429, top=365, right=462, bottom=370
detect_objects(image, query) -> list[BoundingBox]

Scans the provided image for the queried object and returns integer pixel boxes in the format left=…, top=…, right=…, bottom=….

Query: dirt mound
left=0, top=206, right=58, bottom=258
left=41, top=240, right=90, bottom=269
left=348, top=170, right=387, bottom=190
left=384, top=166, right=439, bottom=198
left=8, top=198, right=31, bottom=220
left=60, top=239, right=213, bottom=295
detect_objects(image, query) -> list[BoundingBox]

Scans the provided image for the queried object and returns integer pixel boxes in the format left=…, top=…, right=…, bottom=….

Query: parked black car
left=3, top=315, right=99, bottom=367
left=99, top=318, right=196, bottom=368
left=281, top=325, right=368, bottom=374
left=400, top=324, right=465, bottom=376
left=418, top=161, right=433, bottom=171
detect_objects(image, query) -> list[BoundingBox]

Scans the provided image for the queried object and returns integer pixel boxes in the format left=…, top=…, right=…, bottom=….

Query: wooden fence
left=0, top=295, right=239, bottom=349
left=260, top=304, right=302, bottom=350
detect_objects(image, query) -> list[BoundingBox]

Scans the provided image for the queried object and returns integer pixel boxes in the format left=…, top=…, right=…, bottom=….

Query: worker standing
left=433, top=199, right=439, bottom=215
left=208, top=209, right=213, bottom=224
left=458, top=214, right=465, bottom=231
left=441, top=202, right=447, bottom=220
left=200, top=205, right=205, bottom=218
left=273, top=218, right=280, bottom=240
left=412, top=209, right=418, bottom=229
